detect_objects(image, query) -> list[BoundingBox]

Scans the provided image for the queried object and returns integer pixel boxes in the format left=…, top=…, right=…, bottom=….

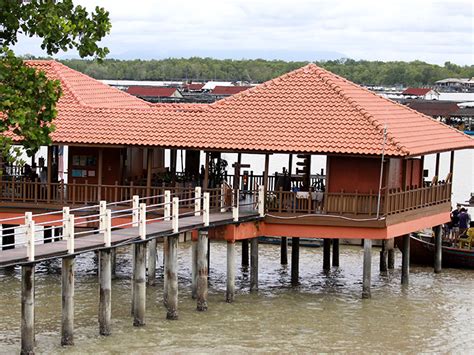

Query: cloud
left=12, top=0, right=474, bottom=65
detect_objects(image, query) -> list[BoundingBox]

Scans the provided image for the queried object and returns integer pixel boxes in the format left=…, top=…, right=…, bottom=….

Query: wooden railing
left=266, top=183, right=451, bottom=217
left=0, top=179, right=224, bottom=210
left=384, top=183, right=451, bottom=215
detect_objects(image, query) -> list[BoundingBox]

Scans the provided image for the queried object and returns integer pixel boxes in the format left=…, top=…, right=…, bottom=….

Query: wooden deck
left=0, top=211, right=260, bottom=268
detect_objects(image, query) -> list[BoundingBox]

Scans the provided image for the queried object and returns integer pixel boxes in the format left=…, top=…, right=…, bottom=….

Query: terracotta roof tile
left=402, top=87, right=433, bottom=96
left=10, top=60, right=474, bottom=157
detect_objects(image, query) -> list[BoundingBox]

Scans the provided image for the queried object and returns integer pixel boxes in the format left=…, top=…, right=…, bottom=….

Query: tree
left=0, top=0, right=111, bottom=164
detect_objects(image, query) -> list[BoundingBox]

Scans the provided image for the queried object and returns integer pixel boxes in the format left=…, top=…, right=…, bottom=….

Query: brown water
left=0, top=243, right=473, bottom=353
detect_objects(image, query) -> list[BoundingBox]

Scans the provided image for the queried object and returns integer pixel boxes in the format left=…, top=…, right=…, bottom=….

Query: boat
left=395, top=233, right=474, bottom=269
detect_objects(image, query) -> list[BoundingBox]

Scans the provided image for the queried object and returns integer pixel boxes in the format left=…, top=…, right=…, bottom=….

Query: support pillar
left=434, top=225, right=442, bottom=273
left=133, top=242, right=146, bottom=326
left=61, top=257, right=74, bottom=346
left=362, top=239, right=372, bottom=299
left=163, top=237, right=168, bottom=307
left=21, top=264, right=35, bottom=355
left=226, top=241, right=236, bottom=303
left=241, top=239, right=249, bottom=268
left=291, top=237, right=299, bottom=286
left=380, top=240, right=388, bottom=272
left=191, top=239, right=197, bottom=299
left=166, top=236, right=178, bottom=319
left=280, top=237, right=288, bottom=265
left=250, top=238, right=258, bottom=292
left=332, top=239, right=340, bottom=267
left=110, top=248, right=116, bottom=277
left=197, top=231, right=208, bottom=311
left=99, top=249, right=111, bottom=336
left=147, top=238, right=157, bottom=286
left=401, top=234, right=410, bottom=285
left=323, top=239, right=331, bottom=270
left=387, top=238, right=395, bottom=269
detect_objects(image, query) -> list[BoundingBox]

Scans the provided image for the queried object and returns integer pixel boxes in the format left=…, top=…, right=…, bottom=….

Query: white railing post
left=67, top=214, right=75, bottom=254
left=220, top=184, right=226, bottom=212
left=203, top=192, right=210, bottom=227
left=104, top=209, right=111, bottom=248
left=258, top=185, right=265, bottom=217
left=62, top=206, right=70, bottom=241
left=25, top=212, right=35, bottom=262
left=172, top=197, right=179, bottom=233
left=139, top=203, right=146, bottom=240
left=164, top=190, right=171, bottom=221
left=233, top=189, right=239, bottom=222
left=194, top=187, right=202, bottom=216
left=99, top=200, right=106, bottom=230
left=132, top=195, right=139, bottom=227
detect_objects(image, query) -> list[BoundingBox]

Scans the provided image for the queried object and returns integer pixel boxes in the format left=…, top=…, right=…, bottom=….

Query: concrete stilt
left=133, top=242, right=146, bottom=326
left=323, top=239, right=331, bottom=270
left=226, top=241, right=236, bottom=303
left=332, top=239, right=340, bottom=267
left=401, top=234, right=410, bottom=285
left=99, top=249, right=112, bottom=336
left=291, top=237, right=299, bottom=286
left=242, top=239, right=249, bottom=268
left=61, top=256, right=75, bottom=346
left=387, top=238, right=395, bottom=269
left=280, top=237, right=288, bottom=265
left=250, top=238, right=258, bottom=292
left=434, top=225, right=442, bottom=273
left=166, top=235, right=178, bottom=320
left=130, top=244, right=136, bottom=316
left=197, top=231, right=208, bottom=311
left=191, top=239, right=198, bottom=299
left=147, top=238, right=157, bottom=286
left=111, top=248, right=116, bottom=277
left=362, top=239, right=372, bottom=299
left=207, top=238, right=211, bottom=275
left=380, top=240, right=388, bottom=272
left=163, top=237, right=169, bottom=307
left=21, top=264, right=35, bottom=355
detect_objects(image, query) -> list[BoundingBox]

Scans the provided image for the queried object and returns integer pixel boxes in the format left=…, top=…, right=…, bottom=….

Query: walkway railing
left=0, top=186, right=265, bottom=262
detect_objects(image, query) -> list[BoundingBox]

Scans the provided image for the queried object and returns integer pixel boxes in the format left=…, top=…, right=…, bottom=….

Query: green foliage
left=0, top=0, right=111, bottom=161
left=60, top=57, right=474, bottom=86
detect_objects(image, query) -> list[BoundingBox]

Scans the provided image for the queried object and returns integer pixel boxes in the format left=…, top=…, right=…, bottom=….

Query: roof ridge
left=209, top=63, right=313, bottom=108
left=49, top=61, right=88, bottom=107
left=311, top=65, right=409, bottom=155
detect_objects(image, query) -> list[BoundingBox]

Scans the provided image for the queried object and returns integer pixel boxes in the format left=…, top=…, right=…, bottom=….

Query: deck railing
left=0, top=178, right=451, bottom=217
left=0, top=179, right=224, bottom=210
left=266, top=183, right=451, bottom=217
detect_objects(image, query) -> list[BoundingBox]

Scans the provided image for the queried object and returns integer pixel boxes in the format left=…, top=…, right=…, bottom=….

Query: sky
left=13, top=0, right=474, bottom=65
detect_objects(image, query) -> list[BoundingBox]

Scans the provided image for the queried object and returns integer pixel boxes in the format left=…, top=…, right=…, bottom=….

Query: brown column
left=47, top=145, right=53, bottom=202
left=263, top=153, right=270, bottom=193
left=146, top=148, right=153, bottom=197
left=203, top=152, right=210, bottom=189
left=449, top=151, right=455, bottom=174
left=98, top=148, right=104, bottom=201
left=435, top=153, right=440, bottom=178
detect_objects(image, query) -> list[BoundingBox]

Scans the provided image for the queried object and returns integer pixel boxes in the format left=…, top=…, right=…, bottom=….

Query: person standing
left=458, top=208, right=471, bottom=237
left=450, top=204, right=462, bottom=240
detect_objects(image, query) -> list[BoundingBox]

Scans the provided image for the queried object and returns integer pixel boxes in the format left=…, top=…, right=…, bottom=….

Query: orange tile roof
left=8, top=61, right=474, bottom=157
left=402, top=87, right=433, bottom=96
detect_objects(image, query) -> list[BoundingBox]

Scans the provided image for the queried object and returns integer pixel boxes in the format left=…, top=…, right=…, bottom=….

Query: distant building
left=201, top=81, right=234, bottom=91
left=126, top=86, right=183, bottom=101
left=183, top=83, right=205, bottom=92
left=210, top=86, right=252, bottom=98
left=405, top=100, right=459, bottom=120
left=435, top=78, right=474, bottom=92
left=401, top=88, right=439, bottom=100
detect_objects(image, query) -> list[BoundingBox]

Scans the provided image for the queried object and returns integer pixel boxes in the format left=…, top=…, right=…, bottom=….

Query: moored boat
left=396, top=233, right=474, bottom=269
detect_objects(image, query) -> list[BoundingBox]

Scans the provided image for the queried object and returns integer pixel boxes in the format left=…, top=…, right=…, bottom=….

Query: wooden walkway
left=0, top=211, right=260, bottom=268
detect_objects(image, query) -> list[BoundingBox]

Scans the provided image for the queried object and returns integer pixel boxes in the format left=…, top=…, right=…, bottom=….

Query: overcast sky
left=14, top=0, right=474, bottom=65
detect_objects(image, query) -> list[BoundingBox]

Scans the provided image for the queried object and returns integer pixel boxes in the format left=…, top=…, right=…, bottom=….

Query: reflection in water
left=0, top=242, right=473, bottom=353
